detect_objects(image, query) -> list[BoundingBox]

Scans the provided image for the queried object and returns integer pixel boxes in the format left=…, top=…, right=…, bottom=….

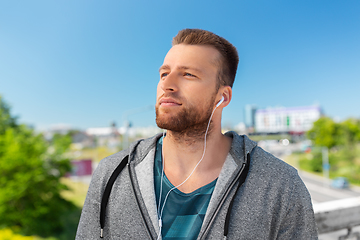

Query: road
left=299, top=171, right=360, bottom=203
left=261, top=141, right=360, bottom=239
left=299, top=171, right=360, bottom=239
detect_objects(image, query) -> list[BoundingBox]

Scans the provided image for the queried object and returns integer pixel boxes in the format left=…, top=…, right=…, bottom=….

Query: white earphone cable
left=156, top=103, right=219, bottom=240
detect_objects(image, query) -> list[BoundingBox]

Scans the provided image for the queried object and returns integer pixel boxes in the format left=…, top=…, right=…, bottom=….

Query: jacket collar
left=129, top=132, right=257, bottom=239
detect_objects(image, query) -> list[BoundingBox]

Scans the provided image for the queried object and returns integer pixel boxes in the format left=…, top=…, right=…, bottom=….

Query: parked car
left=331, top=177, right=349, bottom=189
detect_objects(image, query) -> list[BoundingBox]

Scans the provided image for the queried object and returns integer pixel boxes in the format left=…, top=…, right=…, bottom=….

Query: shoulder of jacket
left=251, top=146, right=297, bottom=176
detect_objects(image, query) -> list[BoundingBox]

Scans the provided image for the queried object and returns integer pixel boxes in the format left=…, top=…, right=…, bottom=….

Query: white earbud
left=216, top=96, right=225, bottom=108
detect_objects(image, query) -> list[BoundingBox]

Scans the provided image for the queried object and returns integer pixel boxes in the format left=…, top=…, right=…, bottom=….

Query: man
left=76, top=29, right=318, bottom=239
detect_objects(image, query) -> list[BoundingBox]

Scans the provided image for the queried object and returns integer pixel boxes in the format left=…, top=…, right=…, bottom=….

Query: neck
left=161, top=126, right=231, bottom=193
left=162, top=120, right=229, bottom=169
left=165, top=124, right=213, bottom=149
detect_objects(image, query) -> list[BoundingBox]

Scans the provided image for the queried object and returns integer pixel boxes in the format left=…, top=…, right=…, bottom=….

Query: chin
left=156, top=109, right=211, bottom=136
left=155, top=114, right=177, bottom=131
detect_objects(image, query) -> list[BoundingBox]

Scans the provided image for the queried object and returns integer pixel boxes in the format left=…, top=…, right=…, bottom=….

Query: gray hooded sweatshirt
left=76, top=132, right=318, bottom=239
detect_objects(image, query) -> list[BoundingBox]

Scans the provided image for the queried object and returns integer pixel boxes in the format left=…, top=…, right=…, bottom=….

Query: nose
left=159, top=72, right=178, bottom=93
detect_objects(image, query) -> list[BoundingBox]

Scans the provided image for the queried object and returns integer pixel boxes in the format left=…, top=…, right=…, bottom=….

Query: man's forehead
left=161, top=44, right=220, bottom=70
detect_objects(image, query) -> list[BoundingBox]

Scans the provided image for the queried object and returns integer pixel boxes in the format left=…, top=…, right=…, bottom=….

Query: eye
left=184, top=72, right=196, bottom=77
left=160, top=72, right=168, bottom=78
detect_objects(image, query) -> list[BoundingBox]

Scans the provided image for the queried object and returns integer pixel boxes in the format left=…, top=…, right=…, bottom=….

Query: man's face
left=155, top=44, right=221, bottom=134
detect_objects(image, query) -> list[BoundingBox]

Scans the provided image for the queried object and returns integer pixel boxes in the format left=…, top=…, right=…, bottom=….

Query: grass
left=60, top=178, right=89, bottom=207
left=69, top=146, right=119, bottom=163
left=286, top=145, right=360, bottom=186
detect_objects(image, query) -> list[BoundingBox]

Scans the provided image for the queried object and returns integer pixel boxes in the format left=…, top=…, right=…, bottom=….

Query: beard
left=155, top=94, right=216, bottom=139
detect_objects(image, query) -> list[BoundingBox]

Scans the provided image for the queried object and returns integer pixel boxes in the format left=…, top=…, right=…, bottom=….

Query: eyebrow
left=158, top=65, right=203, bottom=74
left=159, top=65, right=170, bottom=72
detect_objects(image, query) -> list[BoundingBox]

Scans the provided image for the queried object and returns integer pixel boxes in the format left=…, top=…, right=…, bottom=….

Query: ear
left=217, top=86, right=232, bottom=108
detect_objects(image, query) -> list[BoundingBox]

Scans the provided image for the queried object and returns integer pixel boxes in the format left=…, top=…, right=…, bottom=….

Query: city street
left=262, top=141, right=360, bottom=239
left=299, top=171, right=360, bottom=204
left=299, top=171, right=360, bottom=239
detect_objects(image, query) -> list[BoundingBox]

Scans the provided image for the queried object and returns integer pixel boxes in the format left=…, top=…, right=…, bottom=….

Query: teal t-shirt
left=154, top=136, right=217, bottom=240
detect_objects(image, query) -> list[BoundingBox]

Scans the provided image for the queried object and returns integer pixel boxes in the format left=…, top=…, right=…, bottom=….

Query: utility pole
left=322, top=146, right=330, bottom=187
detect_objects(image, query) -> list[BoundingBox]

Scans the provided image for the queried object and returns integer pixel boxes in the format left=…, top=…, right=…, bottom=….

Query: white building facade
left=255, top=106, right=322, bottom=133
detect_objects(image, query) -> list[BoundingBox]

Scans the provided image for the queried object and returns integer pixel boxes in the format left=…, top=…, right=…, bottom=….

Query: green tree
left=305, top=116, right=360, bottom=180
left=0, top=96, right=18, bottom=134
left=309, top=117, right=360, bottom=149
left=337, top=118, right=360, bottom=147
left=0, top=96, right=78, bottom=238
left=307, top=117, right=338, bottom=148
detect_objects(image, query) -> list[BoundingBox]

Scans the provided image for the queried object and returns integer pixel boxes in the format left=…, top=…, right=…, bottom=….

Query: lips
left=159, top=97, right=182, bottom=106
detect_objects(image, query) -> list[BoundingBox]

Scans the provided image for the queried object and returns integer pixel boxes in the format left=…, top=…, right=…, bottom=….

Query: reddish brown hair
left=172, top=29, right=239, bottom=88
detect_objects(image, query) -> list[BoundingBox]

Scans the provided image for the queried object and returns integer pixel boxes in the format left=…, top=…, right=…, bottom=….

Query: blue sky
left=1, top=0, right=359, bottom=130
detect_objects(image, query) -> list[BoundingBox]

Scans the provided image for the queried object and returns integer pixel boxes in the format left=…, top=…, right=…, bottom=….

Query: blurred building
left=244, top=104, right=257, bottom=128
left=255, top=105, right=322, bottom=134
left=234, top=122, right=247, bottom=135
left=244, top=104, right=257, bottom=133
left=72, top=131, right=95, bottom=149
left=42, top=124, right=72, bottom=140
left=86, top=122, right=121, bottom=149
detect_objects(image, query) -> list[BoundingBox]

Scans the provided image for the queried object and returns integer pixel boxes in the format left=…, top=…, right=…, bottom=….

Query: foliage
left=0, top=96, right=18, bottom=135
left=296, top=145, right=360, bottom=185
left=336, top=118, right=360, bottom=147
left=0, top=96, right=80, bottom=239
left=307, top=117, right=338, bottom=148
left=307, top=117, right=360, bottom=149
left=297, top=151, right=323, bottom=173
left=0, top=228, right=35, bottom=240
left=301, top=116, right=360, bottom=185
left=0, top=227, right=58, bottom=240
